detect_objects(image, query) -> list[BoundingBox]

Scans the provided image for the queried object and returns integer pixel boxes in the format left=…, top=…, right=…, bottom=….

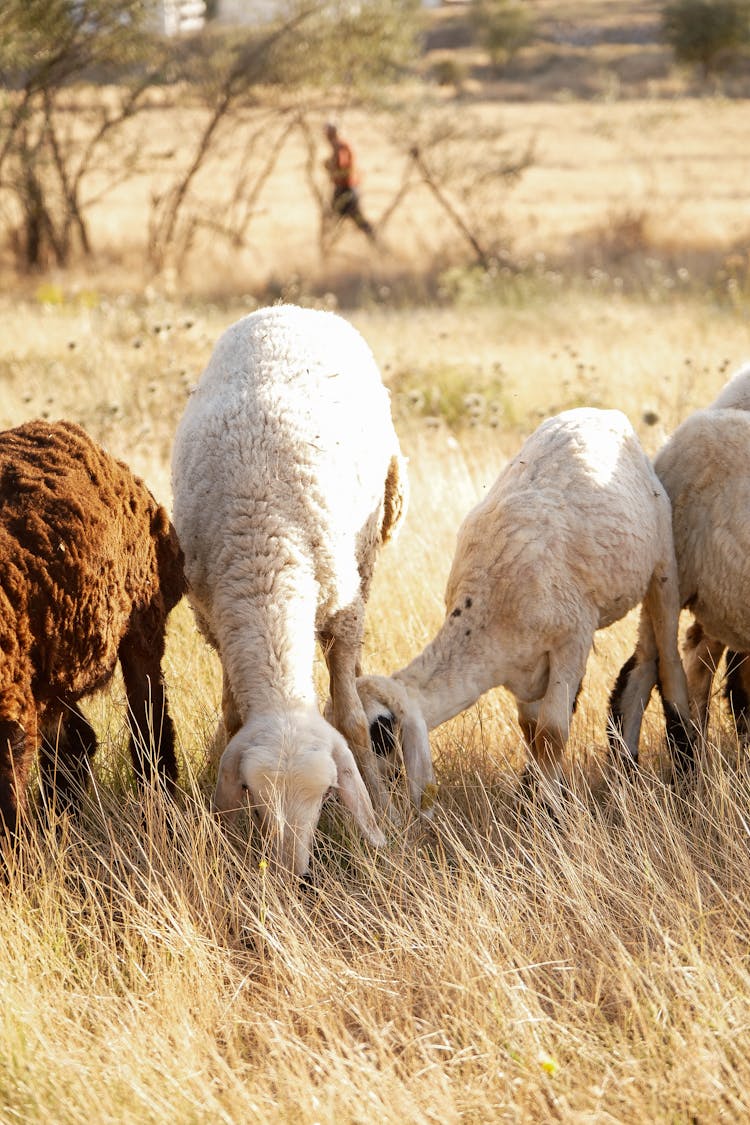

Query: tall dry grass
left=4, top=728, right=750, bottom=1122
left=2, top=287, right=750, bottom=1122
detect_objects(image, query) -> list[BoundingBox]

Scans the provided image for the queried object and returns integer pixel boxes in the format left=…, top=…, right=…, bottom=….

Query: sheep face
left=213, top=707, right=385, bottom=876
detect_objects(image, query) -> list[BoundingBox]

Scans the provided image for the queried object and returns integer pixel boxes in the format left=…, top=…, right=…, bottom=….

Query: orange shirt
left=327, top=139, right=360, bottom=189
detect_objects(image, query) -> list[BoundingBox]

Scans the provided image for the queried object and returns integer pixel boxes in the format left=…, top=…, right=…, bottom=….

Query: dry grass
left=36, top=89, right=749, bottom=298
left=2, top=284, right=750, bottom=1122
left=5, top=754, right=750, bottom=1124
left=6, top=1, right=750, bottom=300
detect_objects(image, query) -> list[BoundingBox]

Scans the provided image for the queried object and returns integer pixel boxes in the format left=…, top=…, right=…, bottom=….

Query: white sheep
left=171, top=304, right=426, bottom=876
left=705, top=360, right=750, bottom=412
left=353, top=407, right=691, bottom=806
left=684, top=362, right=750, bottom=739
left=611, top=370, right=750, bottom=755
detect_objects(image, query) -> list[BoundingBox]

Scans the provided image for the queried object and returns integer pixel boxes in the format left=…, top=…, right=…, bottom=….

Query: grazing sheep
left=0, top=420, right=185, bottom=840
left=610, top=383, right=750, bottom=759
left=354, top=407, right=691, bottom=807
left=171, top=304, right=420, bottom=876
left=687, top=362, right=750, bottom=740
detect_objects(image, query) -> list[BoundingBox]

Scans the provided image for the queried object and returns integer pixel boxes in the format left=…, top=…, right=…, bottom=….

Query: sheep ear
left=212, top=734, right=244, bottom=814
left=381, top=452, right=409, bottom=544
left=398, top=711, right=437, bottom=818
left=331, top=739, right=386, bottom=849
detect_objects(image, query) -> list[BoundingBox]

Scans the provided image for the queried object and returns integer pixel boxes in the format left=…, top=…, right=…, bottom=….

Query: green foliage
left=430, top=56, right=468, bottom=89
left=137, top=2, right=421, bottom=95
left=661, top=0, right=750, bottom=75
left=0, top=0, right=153, bottom=83
left=388, top=357, right=512, bottom=431
left=469, top=0, right=535, bottom=66
left=261, top=0, right=422, bottom=90
left=34, top=282, right=65, bottom=305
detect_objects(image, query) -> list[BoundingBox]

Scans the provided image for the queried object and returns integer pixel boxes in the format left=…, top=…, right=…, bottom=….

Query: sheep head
left=355, top=675, right=437, bottom=816
left=213, top=706, right=385, bottom=877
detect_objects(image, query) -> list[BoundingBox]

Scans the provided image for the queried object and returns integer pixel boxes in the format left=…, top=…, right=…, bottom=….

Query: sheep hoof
left=608, top=748, right=640, bottom=780
left=420, top=782, right=438, bottom=813
left=516, top=766, right=565, bottom=822
left=663, top=703, right=696, bottom=782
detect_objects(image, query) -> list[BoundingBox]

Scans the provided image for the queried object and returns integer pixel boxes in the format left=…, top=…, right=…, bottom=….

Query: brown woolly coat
left=0, top=420, right=185, bottom=836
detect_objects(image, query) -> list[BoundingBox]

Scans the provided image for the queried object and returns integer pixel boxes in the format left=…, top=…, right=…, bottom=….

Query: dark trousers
left=332, top=187, right=375, bottom=240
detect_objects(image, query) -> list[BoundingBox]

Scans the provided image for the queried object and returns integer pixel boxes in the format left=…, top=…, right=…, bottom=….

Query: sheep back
left=445, top=408, right=671, bottom=640
left=172, top=304, right=405, bottom=641
left=0, top=419, right=185, bottom=726
left=708, top=362, right=750, bottom=412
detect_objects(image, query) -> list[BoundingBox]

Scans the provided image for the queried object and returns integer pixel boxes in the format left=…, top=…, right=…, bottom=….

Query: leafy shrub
left=470, top=0, right=535, bottom=66
left=662, top=0, right=750, bottom=76
left=430, top=56, right=468, bottom=88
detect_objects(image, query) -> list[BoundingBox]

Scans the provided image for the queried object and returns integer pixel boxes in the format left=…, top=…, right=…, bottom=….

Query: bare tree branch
left=148, top=7, right=318, bottom=268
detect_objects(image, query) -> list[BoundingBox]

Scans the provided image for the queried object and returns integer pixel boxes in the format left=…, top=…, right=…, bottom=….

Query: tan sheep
left=355, top=408, right=691, bottom=807
left=611, top=371, right=750, bottom=763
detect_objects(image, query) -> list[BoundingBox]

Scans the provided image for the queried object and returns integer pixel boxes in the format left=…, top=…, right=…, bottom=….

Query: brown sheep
left=0, top=419, right=186, bottom=840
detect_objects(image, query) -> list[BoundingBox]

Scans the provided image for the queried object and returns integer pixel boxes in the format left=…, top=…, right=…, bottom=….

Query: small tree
left=0, top=0, right=158, bottom=268
left=470, top=0, right=535, bottom=67
left=147, top=0, right=423, bottom=270
left=662, top=0, right=750, bottom=77
left=363, top=107, right=534, bottom=268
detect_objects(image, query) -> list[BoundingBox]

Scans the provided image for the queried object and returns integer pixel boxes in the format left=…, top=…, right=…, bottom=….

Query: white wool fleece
left=172, top=304, right=408, bottom=873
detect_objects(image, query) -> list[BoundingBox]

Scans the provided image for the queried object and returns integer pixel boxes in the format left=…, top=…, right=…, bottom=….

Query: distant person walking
left=323, top=122, right=376, bottom=242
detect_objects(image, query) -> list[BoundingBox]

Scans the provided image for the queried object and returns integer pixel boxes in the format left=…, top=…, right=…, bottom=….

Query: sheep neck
left=393, top=617, right=489, bottom=731
left=218, top=567, right=319, bottom=719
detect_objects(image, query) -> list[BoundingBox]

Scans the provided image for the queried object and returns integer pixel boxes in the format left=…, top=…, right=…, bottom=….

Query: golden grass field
left=64, top=88, right=750, bottom=299
left=3, top=3, right=750, bottom=1121
left=11, top=2, right=747, bottom=300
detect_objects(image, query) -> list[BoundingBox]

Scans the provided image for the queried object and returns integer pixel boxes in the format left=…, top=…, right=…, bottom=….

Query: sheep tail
left=380, top=453, right=409, bottom=546
left=152, top=506, right=187, bottom=612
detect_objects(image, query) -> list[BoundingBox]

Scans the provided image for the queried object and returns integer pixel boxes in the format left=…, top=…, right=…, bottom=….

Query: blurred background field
left=3, top=1, right=750, bottom=1122
left=3, top=0, right=750, bottom=299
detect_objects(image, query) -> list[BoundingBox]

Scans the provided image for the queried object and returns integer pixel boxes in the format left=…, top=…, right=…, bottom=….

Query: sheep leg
left=519, top=636, right=589, bottom=810
left=207, top=672, right=242, bottom=769
left=724, top=648, right=750, bottom=743
left=608, top=608, right=661, bottom=768
left=221, top=673, right=242, bottom=741
left=645, top=566, right=693, bottom=778
left=518, top=685, right=581, bottom=751
left=119, top=617, right=177, bottom=796
left=321, top=624, right=392, bottom=818
left=39, top=702, right=97, bottom=818
left=682, top=620, right=724, bottom=737
left=0, top=719, right=34, bottom=841
left=516, top=700, right=540, bottom=749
